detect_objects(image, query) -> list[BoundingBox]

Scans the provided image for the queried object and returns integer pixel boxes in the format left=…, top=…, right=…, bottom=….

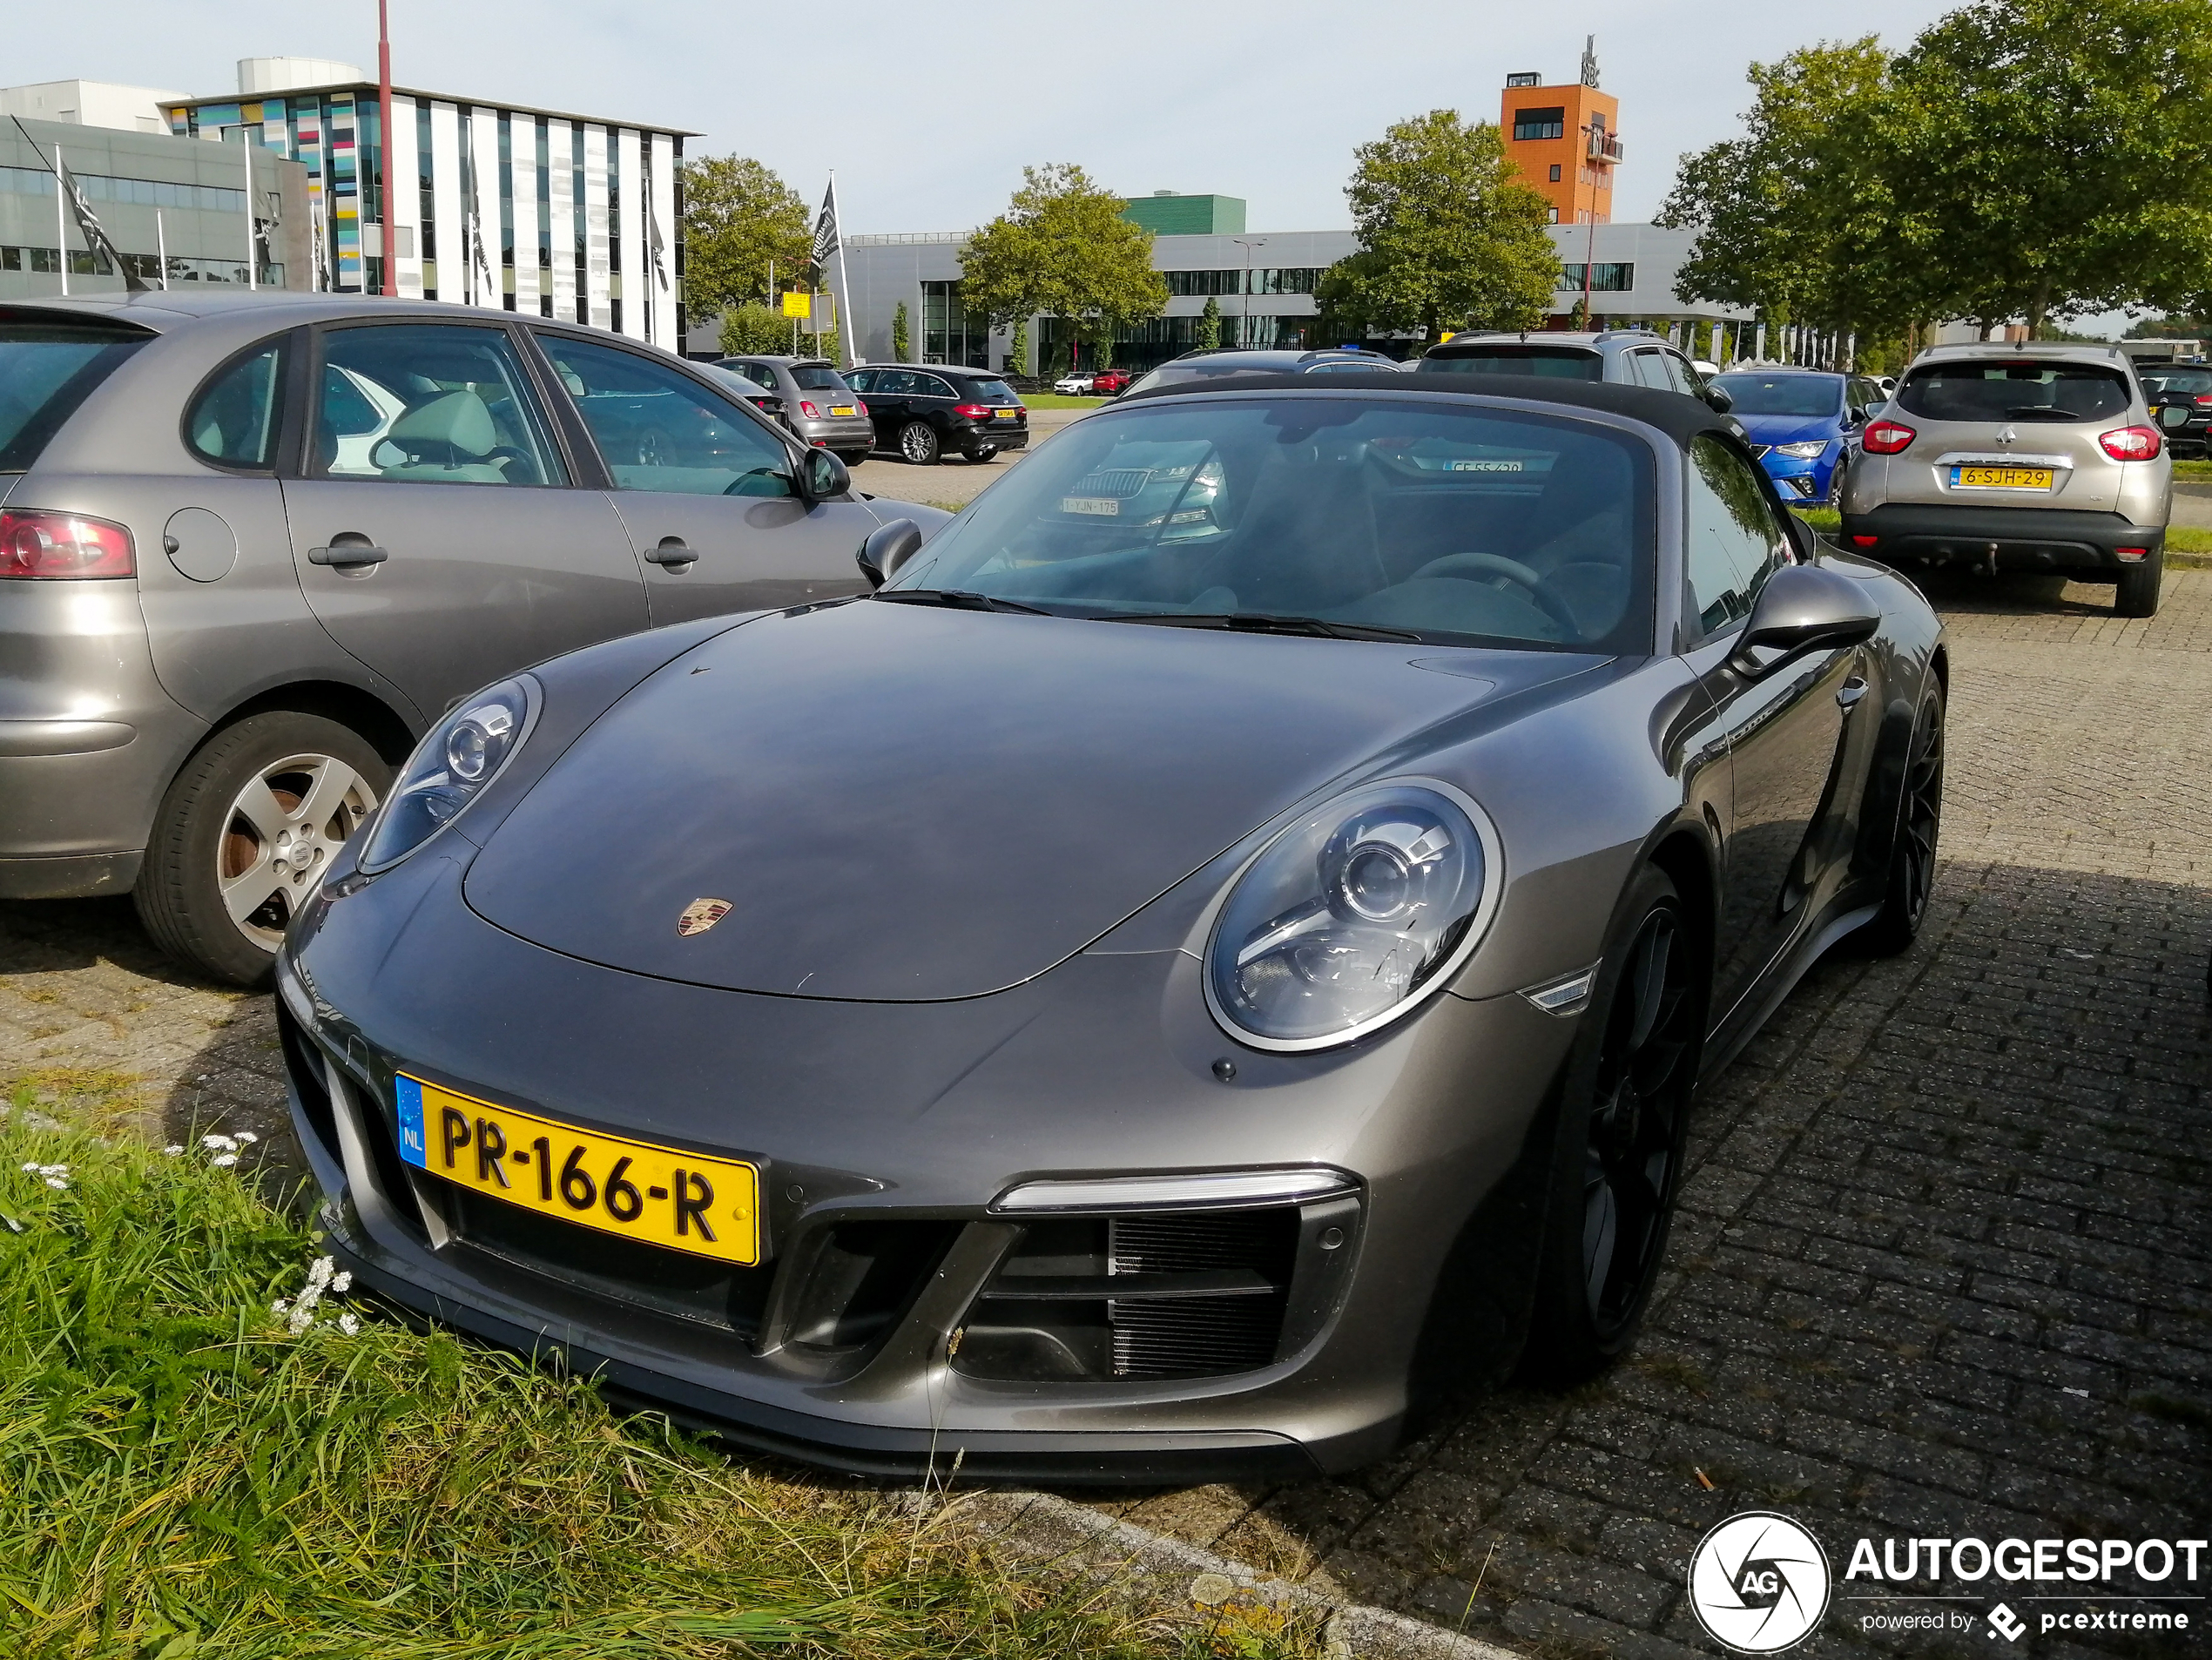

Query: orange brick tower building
left=1500, top=37, right=1622, bottom=226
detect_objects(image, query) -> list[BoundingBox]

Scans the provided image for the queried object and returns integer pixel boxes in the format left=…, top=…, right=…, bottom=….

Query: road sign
left=781, top=291, right=811, bottom=319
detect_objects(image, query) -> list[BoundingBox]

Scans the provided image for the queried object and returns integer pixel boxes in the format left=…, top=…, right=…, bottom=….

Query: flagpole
left=244, top=138, right=256, bottom=291
left=831, top=172, right=855, bottom=370
left=57, top=145, right=68, bottom=296
left=378, top=0, right=397, bottom=298
left=157, top=210, right=169, bottom=289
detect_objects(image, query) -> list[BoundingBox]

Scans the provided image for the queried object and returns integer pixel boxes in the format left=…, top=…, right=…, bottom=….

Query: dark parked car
left=1706, top=368, right=1885, bottom=506
left=714, top=356, right=874, bottom=465
left=2139, top=364, right=2212, bottom=458
left=1123, top=348, right=1403, bottom=396
left=1416, top=330, right=1731, bottom=415
left=841, top=365, right=1028, bottom=464
left=279, top=371, right=1946, bottom=1481
left=0, top=293, right=946, bottom=984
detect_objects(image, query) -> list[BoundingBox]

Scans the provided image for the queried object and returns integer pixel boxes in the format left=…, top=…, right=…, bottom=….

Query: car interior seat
left=377, top=390, right=510, bottom=482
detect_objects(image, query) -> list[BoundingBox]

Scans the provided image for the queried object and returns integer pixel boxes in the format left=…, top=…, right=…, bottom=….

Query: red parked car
left=1089, top=367, right=1136, bottom=395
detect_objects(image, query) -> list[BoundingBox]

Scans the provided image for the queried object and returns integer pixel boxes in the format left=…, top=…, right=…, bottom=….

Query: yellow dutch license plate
left=395, top=1074, right=760, bottom=1265
left=829, top=405, right=856, bottom=416
left=1955, top=464, right=2054, bottom=489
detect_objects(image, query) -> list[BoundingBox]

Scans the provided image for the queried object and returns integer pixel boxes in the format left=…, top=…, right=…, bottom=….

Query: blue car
left=1708, top=368, right=1886, bottom=506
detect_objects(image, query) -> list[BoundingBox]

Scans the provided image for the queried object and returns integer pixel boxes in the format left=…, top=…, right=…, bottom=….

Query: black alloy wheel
left=1858, top=687, right=1945, bottom=955
left=1523, top=865, right=1701, bottom=1381
left=899, top=421, right=941, bottom=465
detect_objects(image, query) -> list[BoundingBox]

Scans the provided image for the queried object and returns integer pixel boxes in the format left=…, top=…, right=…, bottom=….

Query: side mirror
left=1727, top=562, right=1881, bottom=678
left=799, top=447, right=851, bottom=503
left=1703, top=386, right=1734, bottom=415
left=856, top=517, right=924, bottom=589
left=2160, top=403, right=2192, bottom=431
left=1845, top=407, right=1867, bottom=427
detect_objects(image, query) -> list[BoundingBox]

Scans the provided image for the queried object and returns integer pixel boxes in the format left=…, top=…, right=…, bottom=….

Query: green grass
left=2173, top=458, right=2212, bottom=482
left=1015, top=394, right=1106, bottom=410
left=0, top=1077, right=1316, bottom=1660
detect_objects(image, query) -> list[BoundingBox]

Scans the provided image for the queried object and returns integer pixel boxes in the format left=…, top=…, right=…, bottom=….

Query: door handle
left=307, top=541, right=389, bottom=567
left=1836, top=675, right=1868, bottom=709
left=644, top=538, right=697, bottom=569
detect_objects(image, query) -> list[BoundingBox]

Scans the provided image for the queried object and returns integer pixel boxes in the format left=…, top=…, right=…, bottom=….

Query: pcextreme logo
left=1688, top=1512, right=1832, bottom=1653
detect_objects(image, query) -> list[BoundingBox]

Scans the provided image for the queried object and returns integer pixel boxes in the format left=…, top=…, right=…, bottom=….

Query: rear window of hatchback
left=0, top=313, right=151, bottom=470
left=1896, top=361, right=2132, bottom=424
left=1418, top=348, right=1604, bottom=381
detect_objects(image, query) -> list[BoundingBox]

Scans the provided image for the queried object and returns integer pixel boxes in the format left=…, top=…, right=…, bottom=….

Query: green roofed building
left=1120, top=191, right=1245, bottom=237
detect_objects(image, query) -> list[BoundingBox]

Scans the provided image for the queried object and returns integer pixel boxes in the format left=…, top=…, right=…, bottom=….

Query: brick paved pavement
left=3, top=570, right=2208, bottom=1658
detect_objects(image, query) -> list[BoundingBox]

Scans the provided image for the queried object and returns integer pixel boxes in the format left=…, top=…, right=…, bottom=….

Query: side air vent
left=954, top=1198, right=1358, bottom=1383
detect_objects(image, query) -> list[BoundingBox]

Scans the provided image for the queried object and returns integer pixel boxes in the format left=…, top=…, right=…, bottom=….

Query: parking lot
left=3, top=568, right=2207, bottom=1659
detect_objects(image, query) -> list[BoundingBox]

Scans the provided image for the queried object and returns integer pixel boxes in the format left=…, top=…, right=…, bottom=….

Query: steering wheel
left=1409, top=551, right=1581, bottom=635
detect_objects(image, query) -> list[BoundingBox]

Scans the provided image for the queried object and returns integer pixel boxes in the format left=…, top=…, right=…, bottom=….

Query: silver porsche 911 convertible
left=277, top=372, right=1946, bottom=1481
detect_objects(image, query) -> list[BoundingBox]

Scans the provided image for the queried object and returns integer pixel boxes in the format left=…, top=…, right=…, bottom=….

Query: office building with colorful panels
left=165, top=58, right=697, bottom=347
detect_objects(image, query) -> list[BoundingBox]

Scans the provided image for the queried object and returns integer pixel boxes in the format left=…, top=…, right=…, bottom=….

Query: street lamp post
left=1232, top=237, right=1267, bottom=348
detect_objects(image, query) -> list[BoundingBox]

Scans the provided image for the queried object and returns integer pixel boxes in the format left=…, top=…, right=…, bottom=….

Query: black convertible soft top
left=1121, top=368, right=1738, bottom=448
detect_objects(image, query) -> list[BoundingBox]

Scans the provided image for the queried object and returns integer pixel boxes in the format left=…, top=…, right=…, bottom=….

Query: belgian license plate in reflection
left=395, top=1074, right=760, bottom=1265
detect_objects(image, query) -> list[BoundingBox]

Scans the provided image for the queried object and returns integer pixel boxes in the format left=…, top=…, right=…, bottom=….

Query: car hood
left=463, top=600, right=1601, bottom=1002
left=1737, top=413, right=1842, bottom=448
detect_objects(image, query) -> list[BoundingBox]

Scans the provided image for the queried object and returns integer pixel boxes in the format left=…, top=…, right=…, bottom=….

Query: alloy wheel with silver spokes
left=219, top=752, right=379, bottom=946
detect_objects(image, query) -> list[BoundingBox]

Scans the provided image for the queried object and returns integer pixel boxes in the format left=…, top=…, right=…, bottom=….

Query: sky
left=8, top=0, right=2147, bottom=333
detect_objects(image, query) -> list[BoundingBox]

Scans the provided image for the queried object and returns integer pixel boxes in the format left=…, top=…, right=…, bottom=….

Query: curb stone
left=954, top=1489, right=1527, bottom=1660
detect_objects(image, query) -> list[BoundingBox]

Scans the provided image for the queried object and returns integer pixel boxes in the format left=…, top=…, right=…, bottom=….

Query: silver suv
left=1414, top=329, right=1735, bottom=415
left=0, top=293, right=942, bottom=984
left=1839, top=342, right=2173, bottom=617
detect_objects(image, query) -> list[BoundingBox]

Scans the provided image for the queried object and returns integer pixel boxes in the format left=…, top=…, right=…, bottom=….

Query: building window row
left=1, top=243, right=278, bottom=284
left=0, top=163, right=247, bottom=214
left=1162, top=267, right=1322, bottom=297
left=1557, top=261, right=1635, bottom=293
left=1513, top=106, right=1567, bottom=141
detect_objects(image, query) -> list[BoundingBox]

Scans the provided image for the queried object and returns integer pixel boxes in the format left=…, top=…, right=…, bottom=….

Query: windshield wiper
left=873, top=588, right=1053, bottom=616
left=1106, top=611, right=1422, bottom=643
left=2005, top=405, right=2080, bottom=419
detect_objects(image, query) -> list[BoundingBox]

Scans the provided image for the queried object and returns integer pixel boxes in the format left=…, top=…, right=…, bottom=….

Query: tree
left=1008, top=317, right=1029, bottom=377
left=680, top=156, right=812, bottom=321
left=718, top=302, right=837, bottom=362
left=1657, top=41, right=1917, bottom=339
left=892, top=300, right=911, bottom=361
left=1887, top=0, right=2212, bottom=334
left=1194, top=295, right=1222, bottom=351
left=956, top=164, right=1167, bottom=354
left=1315, top=111, right=1559, bottom=344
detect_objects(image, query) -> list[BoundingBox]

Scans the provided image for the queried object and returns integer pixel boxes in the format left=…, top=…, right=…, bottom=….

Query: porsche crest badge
left=677, top=897, right=733, bottom=937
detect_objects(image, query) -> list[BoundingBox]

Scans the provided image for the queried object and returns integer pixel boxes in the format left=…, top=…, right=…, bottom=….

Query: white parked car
left=1054, top=371, right=1096, bottom=395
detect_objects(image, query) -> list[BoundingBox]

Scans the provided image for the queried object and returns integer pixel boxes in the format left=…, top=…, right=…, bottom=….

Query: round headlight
left=359, top=676, right=538, bottom=872
left=1205, top=779, right=1500, bottom=1050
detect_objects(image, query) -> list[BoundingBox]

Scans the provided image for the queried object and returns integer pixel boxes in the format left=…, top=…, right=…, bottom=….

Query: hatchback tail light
left=952, top=402, right=993, bottom=419
left=2099, top=425, right=2161, bottom=462
left=799, top=400, right=821, bottom=418
left=2195, top=395, right=2212, bottom=407
left=0, top=509, right=135, bottom=579
left=1861, top=420, right=1916, bottom=455
left=854, top=401, right=868, bottom=416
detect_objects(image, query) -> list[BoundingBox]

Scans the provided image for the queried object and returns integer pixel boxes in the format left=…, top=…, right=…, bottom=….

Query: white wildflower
left=280, top=1254, right=341, bottom=1335
left=44, top=1177, right=68, bottom=1191
left=200, top=1133, right=238, bottom=1152
left=330, top=1271, right=353, bottom=1292
left=19, top=1163, right=37, bottom=1174
left=234, top=1131, right=259, bottom=1145
left=210, top=1153, right=238, bottom=1168
left=335, top=1313, right=360, bottom=1337
left=272, top=1299, right=290, bottom=1315
left=163, top=1144, right=185, bottom=1156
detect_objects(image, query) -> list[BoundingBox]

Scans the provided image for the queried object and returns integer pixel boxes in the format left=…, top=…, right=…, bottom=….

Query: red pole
left=379, top=0, right=397, bottom=297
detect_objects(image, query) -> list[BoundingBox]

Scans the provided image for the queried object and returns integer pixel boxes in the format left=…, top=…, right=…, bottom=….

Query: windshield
left=789, top=365, right=850, bottom=392
left=1894, top=361, right=2130, bottom=423
left=0, top=317, right=148, bottom=470
left=882, top=396, right=1653, bottom=651
left=1419, top=348, right=1603, bottom=381
left=1710, top=374, right=1844, bottom=417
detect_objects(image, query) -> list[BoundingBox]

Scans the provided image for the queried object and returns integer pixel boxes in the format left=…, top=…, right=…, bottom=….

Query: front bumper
left=277, top=848, right=1576, bottom=1480
left=1838, top=503, right=2165, bottom=576
left=1757, top=448, right=1835, bottom=501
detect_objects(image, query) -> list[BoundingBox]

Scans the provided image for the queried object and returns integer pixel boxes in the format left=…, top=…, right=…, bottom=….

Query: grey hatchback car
left=0, top=293, right=943, bottom=984
left=1838, top=342, right=2173, bottom=617
left=1415, top=329, right=1734, bottom=415
left=713, top=356, right=875, bottom=466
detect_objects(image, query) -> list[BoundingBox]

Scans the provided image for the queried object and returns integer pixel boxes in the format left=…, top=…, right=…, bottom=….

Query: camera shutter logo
left=1688, top=1512, right=1831, bottom=1653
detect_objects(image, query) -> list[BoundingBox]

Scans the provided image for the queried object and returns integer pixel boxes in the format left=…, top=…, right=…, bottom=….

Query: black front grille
left=954, top=1206, right=1304, bottom=1383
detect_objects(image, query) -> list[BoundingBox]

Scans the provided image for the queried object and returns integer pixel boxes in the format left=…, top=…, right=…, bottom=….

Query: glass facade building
left=166, top=83, right=691, bottom=346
